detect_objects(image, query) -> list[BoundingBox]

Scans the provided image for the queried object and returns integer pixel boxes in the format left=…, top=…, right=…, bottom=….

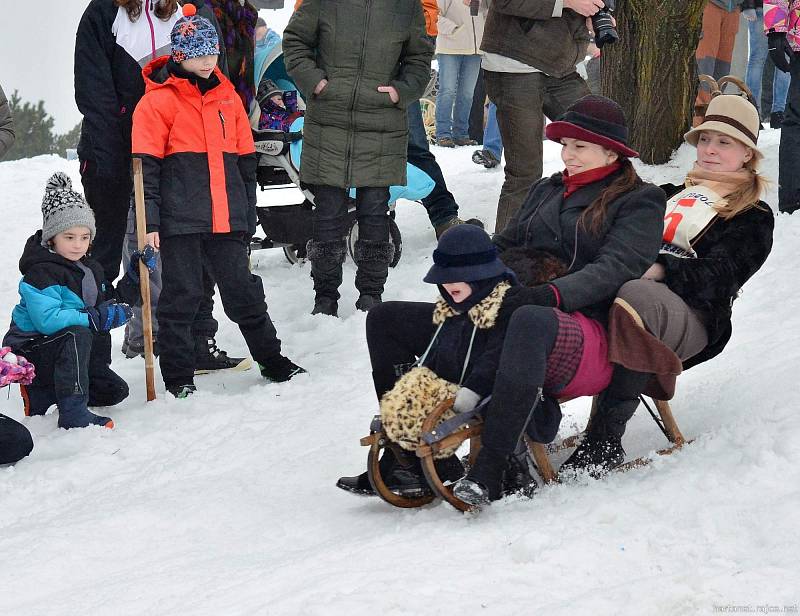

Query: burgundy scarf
left=562, top=161, right=622, bottom=199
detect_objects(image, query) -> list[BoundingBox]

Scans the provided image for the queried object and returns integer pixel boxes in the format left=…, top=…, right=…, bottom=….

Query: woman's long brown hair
left=115, top=0, right=179, bottom=21
left=578, top=157, right=643, bottom=235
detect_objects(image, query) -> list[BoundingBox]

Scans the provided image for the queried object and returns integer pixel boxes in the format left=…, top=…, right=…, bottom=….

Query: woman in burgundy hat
left=336, top=95, right=667, bottom=506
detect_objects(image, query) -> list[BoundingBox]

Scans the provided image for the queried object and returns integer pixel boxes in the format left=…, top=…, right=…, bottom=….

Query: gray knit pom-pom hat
left=40, top=172, right=96, bottom=247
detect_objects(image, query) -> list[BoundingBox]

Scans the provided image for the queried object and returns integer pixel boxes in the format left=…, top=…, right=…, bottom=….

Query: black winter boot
left=259, top=355, right=307, bottom=382
left=336, top=451, right=463, bottom=498
left=194, top=336, right=252, bottom=374
left=560, top=393, right=640, bottom=478
left=307, top=239, right=347, bottom=316
left=57, top=394, right=114, bottom=430
left=353, top=239, right=394, bottom=311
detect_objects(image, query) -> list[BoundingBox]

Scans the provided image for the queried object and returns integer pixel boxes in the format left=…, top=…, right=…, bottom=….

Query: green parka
left=283, top=0, right=433, bottom=188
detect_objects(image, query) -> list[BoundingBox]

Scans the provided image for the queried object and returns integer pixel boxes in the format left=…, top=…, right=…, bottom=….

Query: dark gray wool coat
left=494, top=170, right=667, bottom=325
left=283, top=0, right=433, bottom=188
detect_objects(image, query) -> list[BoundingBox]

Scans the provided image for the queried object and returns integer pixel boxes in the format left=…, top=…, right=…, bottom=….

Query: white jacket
left=435, top=0, right=487, bottom=55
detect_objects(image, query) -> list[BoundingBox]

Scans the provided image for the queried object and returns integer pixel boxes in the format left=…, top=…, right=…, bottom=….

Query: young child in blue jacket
left=3, top=173, right=135, bottom=429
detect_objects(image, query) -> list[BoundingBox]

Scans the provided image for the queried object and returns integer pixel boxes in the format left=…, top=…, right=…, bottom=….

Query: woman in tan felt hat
left=562, top=93, right=776, bottom=477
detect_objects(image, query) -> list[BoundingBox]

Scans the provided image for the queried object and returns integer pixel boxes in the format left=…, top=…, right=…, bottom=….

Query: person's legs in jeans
left=452, top=54, right=482, bottom=141
left=483, top=102, right=503, bottom=159
left=472, top=101, right=503, bottom=168
left=779, top=54, right=800, bottom=213
left=307, top=185, right=349, bottom=314
left=434, top=54, right=461, bottom=141
left=773, top=63, right=791, bottom=115
left=352, top=187, right=392, bottom=309
left=745, top=8, right=768, bottom=114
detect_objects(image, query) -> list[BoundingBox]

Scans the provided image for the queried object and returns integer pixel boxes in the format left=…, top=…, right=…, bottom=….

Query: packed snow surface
left=0, top=129, right=796, bottom=615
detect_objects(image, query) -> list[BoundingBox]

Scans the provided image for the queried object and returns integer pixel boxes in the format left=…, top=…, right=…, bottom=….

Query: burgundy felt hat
left=545, top=95, right=639, bottom=158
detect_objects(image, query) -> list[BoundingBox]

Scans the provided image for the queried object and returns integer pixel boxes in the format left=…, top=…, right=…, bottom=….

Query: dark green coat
left=283, top=0, right=433, bottom=188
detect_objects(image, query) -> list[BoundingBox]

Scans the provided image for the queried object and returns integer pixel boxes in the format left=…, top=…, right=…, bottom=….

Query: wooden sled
left=361, top=393, right=691, bottom=511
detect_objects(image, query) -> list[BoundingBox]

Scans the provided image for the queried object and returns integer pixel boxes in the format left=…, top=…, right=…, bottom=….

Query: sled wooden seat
left=361, top=392, right=691, bottom=511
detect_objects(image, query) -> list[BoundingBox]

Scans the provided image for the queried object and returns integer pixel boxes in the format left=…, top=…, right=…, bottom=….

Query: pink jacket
left=765, top=0, right=800, bottom=51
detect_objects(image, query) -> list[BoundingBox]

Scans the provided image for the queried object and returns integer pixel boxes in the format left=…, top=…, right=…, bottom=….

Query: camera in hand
left=470, top=0, right=478, bottom=16
left=591, top=0, right=618, bottom=48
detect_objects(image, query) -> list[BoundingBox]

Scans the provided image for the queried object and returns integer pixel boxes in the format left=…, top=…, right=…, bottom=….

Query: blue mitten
left=84, top=300, right=134, bottom=332
left=126, top=245, right=158, bottom=283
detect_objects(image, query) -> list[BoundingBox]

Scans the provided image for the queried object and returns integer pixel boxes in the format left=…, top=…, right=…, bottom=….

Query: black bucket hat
left=424, top=225, right=512, bottom=284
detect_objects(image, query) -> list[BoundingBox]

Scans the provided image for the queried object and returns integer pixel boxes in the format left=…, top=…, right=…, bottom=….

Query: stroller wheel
left=347, top=217, right=403, bottom=268
left=282, top=243, right=307, bottom=265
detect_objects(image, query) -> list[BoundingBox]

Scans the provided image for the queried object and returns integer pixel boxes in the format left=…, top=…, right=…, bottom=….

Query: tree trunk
left=601, top=0, right=706, bottom=165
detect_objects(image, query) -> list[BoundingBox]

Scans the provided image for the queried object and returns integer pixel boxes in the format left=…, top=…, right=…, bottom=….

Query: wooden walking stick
left=132, top=158, right=157, bottom=401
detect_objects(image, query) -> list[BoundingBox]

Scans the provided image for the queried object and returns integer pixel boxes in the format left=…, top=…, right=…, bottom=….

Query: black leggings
left=480, top=305, right=559, bottom=457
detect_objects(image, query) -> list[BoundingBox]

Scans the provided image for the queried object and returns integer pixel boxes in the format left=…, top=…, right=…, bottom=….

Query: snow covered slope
left=0, top=130, right=797, bottom=615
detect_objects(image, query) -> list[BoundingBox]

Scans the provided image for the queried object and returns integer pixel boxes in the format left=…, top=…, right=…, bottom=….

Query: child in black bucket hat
left=339, top=225, right=523, bottom=497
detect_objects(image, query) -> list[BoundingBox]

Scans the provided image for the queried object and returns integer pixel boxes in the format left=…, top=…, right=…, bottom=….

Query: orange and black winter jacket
left=132, top=56, right=257, bottom=238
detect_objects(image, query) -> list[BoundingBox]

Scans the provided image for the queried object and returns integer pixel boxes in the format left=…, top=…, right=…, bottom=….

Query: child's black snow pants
left=158, top=232, right=281, bottom=388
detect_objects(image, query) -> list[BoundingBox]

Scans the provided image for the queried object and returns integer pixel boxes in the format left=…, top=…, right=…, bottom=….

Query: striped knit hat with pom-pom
left=40, top=172, right=96, bottom=247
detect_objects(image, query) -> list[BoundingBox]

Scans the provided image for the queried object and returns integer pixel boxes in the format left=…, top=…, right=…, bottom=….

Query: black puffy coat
left=494, top=170, right=667, bottom=325
left=658, top=184, right=774, bottom=369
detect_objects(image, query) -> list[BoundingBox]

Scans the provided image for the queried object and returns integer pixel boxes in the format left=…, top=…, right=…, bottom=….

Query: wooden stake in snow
left=132, top=158, right=157, bottom=401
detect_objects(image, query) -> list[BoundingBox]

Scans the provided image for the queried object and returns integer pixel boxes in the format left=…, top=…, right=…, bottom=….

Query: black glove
left=769, top=32, right=793, bottom=73
left=84, top=300, right=133, bottom=332
left=499, top=284, right=559, bottom=320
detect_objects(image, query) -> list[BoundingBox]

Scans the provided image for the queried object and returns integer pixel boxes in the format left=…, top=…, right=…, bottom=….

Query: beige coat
left=435, top=0, right=487, bottom=55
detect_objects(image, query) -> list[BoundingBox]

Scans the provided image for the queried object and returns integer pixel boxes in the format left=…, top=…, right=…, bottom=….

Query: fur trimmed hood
left=432, top=281, right=510, bottom=329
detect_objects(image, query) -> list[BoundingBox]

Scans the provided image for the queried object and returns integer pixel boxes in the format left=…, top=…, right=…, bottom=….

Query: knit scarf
left=562, top=161, right=622, bottom=198
left=201, top=0, right=258, bottom=109
left=684, top=164, right=754, bottom=201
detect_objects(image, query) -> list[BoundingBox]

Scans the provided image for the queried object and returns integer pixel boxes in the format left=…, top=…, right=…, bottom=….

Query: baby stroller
left=249, top=43, right=436, bottom=265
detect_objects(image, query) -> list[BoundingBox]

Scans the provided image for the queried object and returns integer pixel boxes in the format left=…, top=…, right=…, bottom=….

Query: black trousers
left=407, top=101, right=460, bottom=228
left=478, top=306, right=559, bottom=457
left=365, top=301, right=436, bottom=399
left=310, top=185, right=390, bottom=243
left=779, top=53, right=800, bottom=213
left=0, top=414, right=33, bottom=465
left=19, top=326, right=129, bottom=407
left=81, top=169, right=133, bottom=284
left=158, top=233, right=281, bottom=387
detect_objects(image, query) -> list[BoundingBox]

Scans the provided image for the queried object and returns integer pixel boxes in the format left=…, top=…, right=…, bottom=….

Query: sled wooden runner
left=362, top=428, right=435, bottom=508
left=361, top=393, right=692, bottom=511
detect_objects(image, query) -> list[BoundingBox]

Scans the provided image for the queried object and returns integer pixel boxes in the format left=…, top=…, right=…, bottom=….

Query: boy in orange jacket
left=132, top=5, right=305, bottom=397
